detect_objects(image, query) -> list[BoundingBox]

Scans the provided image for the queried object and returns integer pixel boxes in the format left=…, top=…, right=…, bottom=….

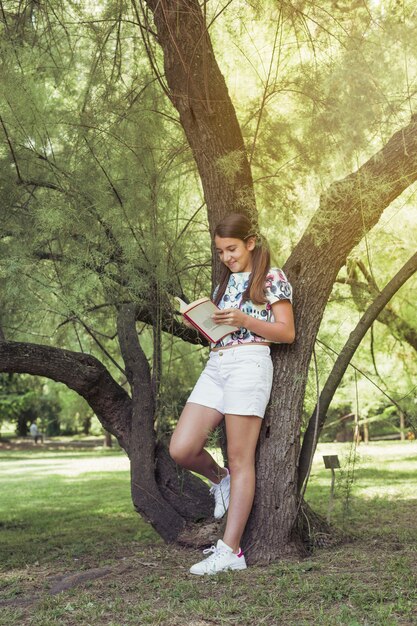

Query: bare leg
left=169, top=402, right=227, bottom=483
left=222, top=414, right=263, bottom=553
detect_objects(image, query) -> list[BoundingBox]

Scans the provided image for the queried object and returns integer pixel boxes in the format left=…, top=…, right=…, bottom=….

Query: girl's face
left=214, top=235, right=255, bottom=273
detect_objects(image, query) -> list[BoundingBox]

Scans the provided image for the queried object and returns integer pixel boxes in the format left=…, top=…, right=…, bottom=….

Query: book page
left=184, top=299, right=238, bottom=342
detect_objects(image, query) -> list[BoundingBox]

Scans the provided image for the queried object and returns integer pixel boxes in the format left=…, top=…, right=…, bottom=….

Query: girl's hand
left=212, top=308, right=246, bottom=327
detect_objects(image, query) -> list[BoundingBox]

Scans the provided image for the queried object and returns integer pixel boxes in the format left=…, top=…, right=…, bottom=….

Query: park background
left=1, top=0, right=416, bottom=624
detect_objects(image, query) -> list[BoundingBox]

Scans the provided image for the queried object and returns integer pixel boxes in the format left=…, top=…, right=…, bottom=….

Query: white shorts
left=186, top=345, right=273, bottom=418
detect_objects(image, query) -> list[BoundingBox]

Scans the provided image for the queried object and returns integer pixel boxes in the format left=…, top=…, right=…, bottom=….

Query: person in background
left=29, top=420, right=44, bottom=444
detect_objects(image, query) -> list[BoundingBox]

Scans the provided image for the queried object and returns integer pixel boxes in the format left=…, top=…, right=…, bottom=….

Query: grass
left=0, top=440, right=416, bottom=625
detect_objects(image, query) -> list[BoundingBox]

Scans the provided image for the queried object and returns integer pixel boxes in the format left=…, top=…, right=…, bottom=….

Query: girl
left=169, top=213, right=295, bottom=575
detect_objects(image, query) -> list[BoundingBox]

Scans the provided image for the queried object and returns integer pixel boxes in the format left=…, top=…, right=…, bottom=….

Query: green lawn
left=0, top=448, right=157, bottom=570
left=0, top=441, right=416, bottom=626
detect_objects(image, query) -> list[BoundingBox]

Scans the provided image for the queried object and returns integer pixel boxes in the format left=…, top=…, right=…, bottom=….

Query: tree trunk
left=83, top=415, right=92, bottom=436
left=140, top=0, right=257, bottom=283
left=399, top=411, right=406, bottom=441
left=17, top=412, right=28, bottom=437
left=0, top=337, right=213, bottom=538
left=364, top=422, right=370, bottom=444
left=116, top=304, right=212, bottom=540
left=354, top=413, right=360, bottom=445
left=245, top=120, right=417, bottom=561
left=154, top=440, right=213, bottom=522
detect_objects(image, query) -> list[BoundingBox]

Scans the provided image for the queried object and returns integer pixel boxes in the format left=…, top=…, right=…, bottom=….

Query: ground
left=0, top=438, right=416, bottom=625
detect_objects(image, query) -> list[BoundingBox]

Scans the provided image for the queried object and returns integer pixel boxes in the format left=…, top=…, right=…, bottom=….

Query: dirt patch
left=0, top=563, right=131, bottom=608
left=48, top=566, right=114, bottom=594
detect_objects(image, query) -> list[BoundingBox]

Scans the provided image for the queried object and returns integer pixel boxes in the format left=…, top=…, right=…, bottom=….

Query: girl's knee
left=169, top=439, right=196, bottom=467
left=227, top=451, right=255, bottom=474
left=169, top=439, right=184, bottom=465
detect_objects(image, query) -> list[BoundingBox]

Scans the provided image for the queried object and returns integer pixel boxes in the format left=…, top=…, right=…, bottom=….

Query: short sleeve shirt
left=211, top=267, right=293, bottom=349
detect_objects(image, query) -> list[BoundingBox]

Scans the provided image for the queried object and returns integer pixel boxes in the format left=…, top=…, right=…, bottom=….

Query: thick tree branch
left=117, top=303, right=187, bottom=539
left=298, top=251, right=417, bottom=490
left=0, top=341, right=132, bottom=452
left=287, top=115, right=417, bottom=284
left=17, top=179, right=65, bottom=192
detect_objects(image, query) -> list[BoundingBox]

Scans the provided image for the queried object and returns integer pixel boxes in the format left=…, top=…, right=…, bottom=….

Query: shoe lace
left=203, top=544, right=229, bottom=559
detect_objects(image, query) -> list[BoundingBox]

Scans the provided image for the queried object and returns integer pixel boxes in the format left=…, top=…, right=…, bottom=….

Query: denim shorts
left=186, top=345, right=273, bottom=418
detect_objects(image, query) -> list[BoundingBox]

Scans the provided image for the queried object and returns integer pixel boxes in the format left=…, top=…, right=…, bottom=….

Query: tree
left=1, top=0, right=416, bottom=563
left=135, top=0, right=417, bottom=561
left=0, top=373, right=60, bottom=436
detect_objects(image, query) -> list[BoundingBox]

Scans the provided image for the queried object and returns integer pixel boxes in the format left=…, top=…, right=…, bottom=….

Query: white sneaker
left=189, top=539, right=247, bottom=576
left=209, top=470, right=231, bottom=519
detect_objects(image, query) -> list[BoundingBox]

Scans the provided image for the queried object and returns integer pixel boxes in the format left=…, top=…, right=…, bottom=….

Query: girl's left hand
left=212, top=308, right=246, bottom=327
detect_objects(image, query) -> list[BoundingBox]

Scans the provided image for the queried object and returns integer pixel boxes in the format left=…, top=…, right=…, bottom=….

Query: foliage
left=0, top=0, right=416, bottom=439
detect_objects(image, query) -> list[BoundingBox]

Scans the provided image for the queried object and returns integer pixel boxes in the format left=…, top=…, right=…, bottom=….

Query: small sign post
left=323, top=455, right=340, bottom=523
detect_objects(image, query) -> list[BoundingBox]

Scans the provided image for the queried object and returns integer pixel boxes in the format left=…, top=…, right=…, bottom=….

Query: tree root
left=295, top=499, right=350, bottom=552
left=176, top=519, right=226, bottom=548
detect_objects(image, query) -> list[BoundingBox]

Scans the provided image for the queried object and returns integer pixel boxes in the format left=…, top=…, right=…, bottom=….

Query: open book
left=175, top=297, right=239, bottom=343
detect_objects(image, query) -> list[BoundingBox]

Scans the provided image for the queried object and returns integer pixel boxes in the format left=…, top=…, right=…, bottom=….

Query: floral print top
left=211, top=267, right=293, bottom=349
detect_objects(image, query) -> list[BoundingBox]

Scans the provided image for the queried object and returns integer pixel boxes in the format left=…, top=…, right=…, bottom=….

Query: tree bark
left=140, top=0, right=257, bottom=281
left=0, top=334, right=213, bottom=539
left=154, top=440, right=213, bottom=522
left=363, top=421, right=369, bottom=444
left=399, top=411, right=405, bottom=441
left=116, top=303, right=185, bottom=540
left=298, top=251, right=417, bottom=491
left=116, top=304, right=212, bottom=540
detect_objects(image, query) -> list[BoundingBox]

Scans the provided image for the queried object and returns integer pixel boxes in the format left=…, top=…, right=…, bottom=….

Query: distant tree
left=0, top=374, right=60, bottom=436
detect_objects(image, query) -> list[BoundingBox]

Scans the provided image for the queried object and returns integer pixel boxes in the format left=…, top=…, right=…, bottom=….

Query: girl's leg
left=169, top=402, right=227, bottom=483
left=222, top=413, right=263, bottom=552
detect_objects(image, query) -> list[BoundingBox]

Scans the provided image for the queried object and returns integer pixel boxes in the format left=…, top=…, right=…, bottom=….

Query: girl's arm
left=212, top=300, right=295, bottom=343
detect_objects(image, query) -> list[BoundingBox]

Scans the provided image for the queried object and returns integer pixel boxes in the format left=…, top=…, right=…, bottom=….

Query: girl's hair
left=213, top=213, right=271, bottom=305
